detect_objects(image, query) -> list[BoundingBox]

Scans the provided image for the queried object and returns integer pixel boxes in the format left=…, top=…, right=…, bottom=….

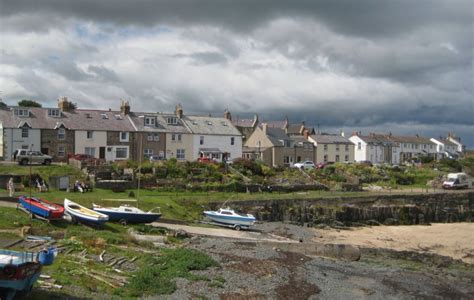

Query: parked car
left=149, top=155, right=165, bottom=162
left=293, top=161, right=315, bottom=170
left=443, top=173, right=471, bottom=189
left=197, top=157, right=217, bottom=163
left=15, top=149, right=52, bottom=165
left=73, top=154, right=95, bottom=161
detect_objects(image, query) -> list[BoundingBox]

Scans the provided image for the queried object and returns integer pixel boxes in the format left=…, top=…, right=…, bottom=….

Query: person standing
left=7, top=177, right=15, bottom=197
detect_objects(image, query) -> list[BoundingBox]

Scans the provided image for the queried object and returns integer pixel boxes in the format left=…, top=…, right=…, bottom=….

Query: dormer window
left=85, top=113, right=92, bottom=119
left=14, top=108, right=29, bottom=117
left=100, top=113, right=108, bottom=119
left=48, top=109, right=60, bottom=117
left=167, top=117, right=178, bottom=125
left=221, top=121, right=228, bottom=126
left=114, top=114, right=123, bottom=120
left=207, top=121, right=213, bottom=126
left=145, top=116, right=155, bottom=126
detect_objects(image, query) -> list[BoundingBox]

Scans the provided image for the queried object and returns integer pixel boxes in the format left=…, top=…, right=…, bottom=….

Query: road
left=151, top=222, right=297, bottom=243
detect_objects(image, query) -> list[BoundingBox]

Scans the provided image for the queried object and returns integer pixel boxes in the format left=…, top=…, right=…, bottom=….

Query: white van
left=442, top=173, right=471, bottom=189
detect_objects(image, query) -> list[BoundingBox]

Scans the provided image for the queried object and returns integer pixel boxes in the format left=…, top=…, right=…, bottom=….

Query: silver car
left=15, top=149, right=53, bottom=165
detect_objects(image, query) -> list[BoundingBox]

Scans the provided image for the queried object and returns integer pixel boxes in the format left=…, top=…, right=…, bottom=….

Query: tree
left=18, top=99, right=42, bottom=107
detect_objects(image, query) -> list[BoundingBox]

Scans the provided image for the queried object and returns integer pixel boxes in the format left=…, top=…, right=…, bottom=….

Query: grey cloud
left=87, top=65, right=120, bottom=82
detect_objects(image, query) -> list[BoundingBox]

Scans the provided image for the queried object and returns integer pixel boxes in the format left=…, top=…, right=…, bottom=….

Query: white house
left=446, top=133, right=465, bottom=154
left=0, top=107, right=42, bottom=160
left=388, top=134, right=437, bottom=163
left=181, top=109, right=242, bottom=161
left=430, top=138, right=460, bottom=159
left=349, top=133, right=401, bottom=165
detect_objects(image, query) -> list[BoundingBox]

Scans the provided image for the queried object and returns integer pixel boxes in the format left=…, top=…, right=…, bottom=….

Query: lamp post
left=29, top=144, right=33, bottom=222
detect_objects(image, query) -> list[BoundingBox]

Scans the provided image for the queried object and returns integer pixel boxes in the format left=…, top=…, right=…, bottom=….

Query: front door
left=99, top=147, right=106, bottom=159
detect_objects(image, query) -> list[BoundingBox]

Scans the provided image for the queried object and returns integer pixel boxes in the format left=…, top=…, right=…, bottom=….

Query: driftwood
left=99, top=250, right=106, bottom=262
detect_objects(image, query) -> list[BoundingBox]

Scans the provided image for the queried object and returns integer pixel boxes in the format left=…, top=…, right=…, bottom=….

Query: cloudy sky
left=1, top=0, right=473, bottom=146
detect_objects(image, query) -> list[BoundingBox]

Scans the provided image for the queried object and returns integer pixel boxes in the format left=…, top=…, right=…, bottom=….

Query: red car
left=73, top=154, right=95, bottom=161
left=197, top=157, right=217, bottom=163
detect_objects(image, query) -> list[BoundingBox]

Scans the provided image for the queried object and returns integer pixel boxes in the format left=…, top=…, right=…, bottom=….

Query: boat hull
left=203, top=211, right=255, bottom=226
left=18, top=196, right=64, bottom=219
left=92, top=208, right=161, bottom=223
left=64, top=199, right=108, bottom=225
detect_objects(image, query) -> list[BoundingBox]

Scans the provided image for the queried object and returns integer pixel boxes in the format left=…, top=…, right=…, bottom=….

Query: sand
left=314, top=223, right=474, bottom=263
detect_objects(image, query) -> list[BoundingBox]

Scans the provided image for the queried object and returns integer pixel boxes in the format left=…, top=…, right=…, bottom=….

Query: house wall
left=245, top=127, right=274, bottom=148
left=312, top=141, right=354, bottom=164
left=166, top=133, right=193, bottom=161
left=191, top=134, right=242, bottom=161
left=132, top=132, right=166, bottom=162
left=367, top=145, right=385, bottom=163
left=75, top=130, right=107, bottom=158
left=4, top=128, right=41, bottom=161
left=398, top=142, right=437, bottom=163
left=106, top=131, right=133, bottom=161
left=349, top=136, right=367, bottom=162
left=41, top=128, right=75, bottom=162
left=0, top=122, right=3, bottom=160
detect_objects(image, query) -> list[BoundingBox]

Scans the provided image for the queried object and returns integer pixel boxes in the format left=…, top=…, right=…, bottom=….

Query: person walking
left=7, top=177, right=15, bottom=197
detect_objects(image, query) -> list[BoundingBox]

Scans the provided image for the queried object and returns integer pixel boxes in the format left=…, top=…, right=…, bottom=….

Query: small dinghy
left=18, top=196, right=64, bottom=220
left=203, top=207, right=256, bottom=230
left=64, top=199, right=108, bottom=225
left=92, top=203, right=162, bottom=225
left=0, top=248, right=55, bottom=300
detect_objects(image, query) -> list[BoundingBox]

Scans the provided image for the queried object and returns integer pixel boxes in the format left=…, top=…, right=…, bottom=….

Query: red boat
left=18, top=196, right=64, bottom=220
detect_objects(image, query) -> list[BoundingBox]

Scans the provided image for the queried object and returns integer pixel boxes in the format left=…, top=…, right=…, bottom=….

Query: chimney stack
left=175, top=104, right=183, bottom=119
left=120, top=99, right=130, bottom=115
left=262, top=122, right=268, bottom=134
left=224, top=109, right=232, bottom=121
left=352, top=131, right=358, bottom=136
left=303, top=129, right=309, bottom=140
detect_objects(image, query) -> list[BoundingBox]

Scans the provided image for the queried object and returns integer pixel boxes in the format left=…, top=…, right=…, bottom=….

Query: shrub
left=394, top=173, right=415, bottom=185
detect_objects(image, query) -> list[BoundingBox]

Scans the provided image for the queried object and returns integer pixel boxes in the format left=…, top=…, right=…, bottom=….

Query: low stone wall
left=95, top=180, right=137, bottom=191
left=208, top=191, right=474, bottom=225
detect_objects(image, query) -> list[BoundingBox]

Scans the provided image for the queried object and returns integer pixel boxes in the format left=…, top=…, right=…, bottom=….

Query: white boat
left=64, top=199, right=109, bottom=225
left=92, top=203, right=161, bottom=224
left=203, top=207, right=256, bottom=229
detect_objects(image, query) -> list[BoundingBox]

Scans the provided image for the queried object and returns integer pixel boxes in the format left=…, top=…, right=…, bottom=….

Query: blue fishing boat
left=203, top=207, right=256, bottom=230
left=92, top=204, right=162, bottom=225
left=0, top=248, right=55, bottom=300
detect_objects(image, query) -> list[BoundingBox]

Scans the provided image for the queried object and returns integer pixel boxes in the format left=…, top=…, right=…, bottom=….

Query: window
left=85, top=147, right=96, bottom=156
left=15, top=109, right=29, bottom=117
left=335, top=155, right=340, bottom=162
left=154, top=134, right=160, bottom=142
left=345, top=145, right=349, bottom=151
left=358, top=142, right=361, bottom=150
left=100, top=113, right=108, bottom=119
left=120, top=132, right=129, bottom=142
left=21, top=127, right=29, bottom=138
left=116, top=147, right=128, bottom=159
left=57, top=146, right=65, bottom=157
left=285, top=140, right=291, bottom=147
left=144, top=149, right=153, bottom=158
left=87, top=131, right=93, bottom=139
left=231, top=137, right=235, bottom=145
left=167, top=117, right=177, bottom=125
left=172, top=134, right=176, bottom=141
left=48, top=109, right=60, bottom=117
left=145, top=117, right=155, bottom=126
left=177, top=134, right=181, bottom=141
left=58, top=128, right=65, bottom=140
left=200, top=136, right=204, bottom=145
left=147, top=133, right=154, bottom=141
left=177, top=149, right=185, bottom=160
left=159, top=151, right=164, bottom=159
left=323, top=145, right=328, bottom=151
left=324, top=155, right=328, bottom=162
left=115, top=114, right=123, bottom=120
left=345, top=155, right=349, bottom=162
left=336, top=145, right=340, bottom=151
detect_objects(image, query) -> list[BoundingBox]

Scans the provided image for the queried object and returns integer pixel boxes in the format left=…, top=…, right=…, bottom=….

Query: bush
left=394, top=173, right=415, bottom=185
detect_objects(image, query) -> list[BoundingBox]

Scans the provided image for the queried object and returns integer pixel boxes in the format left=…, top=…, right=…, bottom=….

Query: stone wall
left=41, top=128, right=75, bottom=162
left=208, top=191, right=474, bottom=225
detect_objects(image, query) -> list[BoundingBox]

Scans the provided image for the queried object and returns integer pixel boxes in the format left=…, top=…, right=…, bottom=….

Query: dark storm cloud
left=2, top=0, right=472, bottom=37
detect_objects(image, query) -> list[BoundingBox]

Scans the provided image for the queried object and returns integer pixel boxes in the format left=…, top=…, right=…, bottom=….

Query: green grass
left=0, top=164, right=84, bottom=179
left=123, top=248, right=219, bottom=297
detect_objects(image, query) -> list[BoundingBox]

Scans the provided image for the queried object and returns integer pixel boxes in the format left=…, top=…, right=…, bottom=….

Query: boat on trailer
left=64, top=199, right=108, bottom=225
left=0, top=248, right=54, bottom=300
left=18, top=196, right=64, bottom=221
left=92, top=203, right=162, bottom=224
left=203, top=207, right=256, bottom=230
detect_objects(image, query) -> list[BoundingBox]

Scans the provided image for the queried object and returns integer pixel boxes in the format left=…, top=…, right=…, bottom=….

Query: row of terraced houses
left=0, top=98, right=465, bottom=167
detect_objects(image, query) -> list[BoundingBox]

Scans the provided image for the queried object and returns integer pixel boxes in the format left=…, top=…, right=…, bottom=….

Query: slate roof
left=310, top=134, right=352, bottom=144
left=127, top=112, right=189, bottom=133
left=0, top=107, right=134, bottom=131
left=232, top=119, right=255, bottom=128
left=182, top=115, right=241, bottom=135
left=356, top=134, right=397, bottom=146
left=262, top=127, right=289, bottom=146
left=388, top=135, right=434, bottom=145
